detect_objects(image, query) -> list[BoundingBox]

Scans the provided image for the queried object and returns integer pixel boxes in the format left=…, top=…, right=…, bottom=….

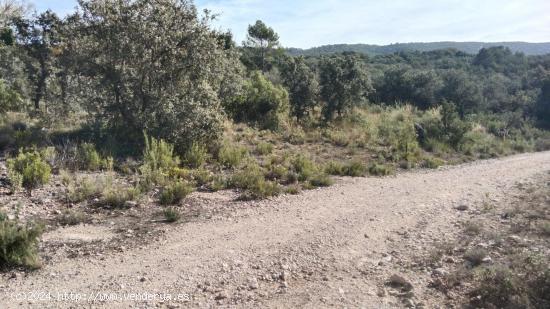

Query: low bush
left=230, top=163, right=280, bottom=200
left=464, top=248, right=488, bottom=266
left=422, top=156, right=445, bottom=169
left=217, top=143, right=248, bottom=168
left=209, top=175, right=228, bottom=192
left=139, top=134, right=181, bottom=189
left=368, top=162, right=393, bottom=176
left=230, top=163, right=265, bottom=190
left=472, top=265, right=543, bottom=308
left=309, top=173, right=333, bottom=187
left=191, top=169, right=213, bottom=187
left=291, top=154, right=318, bottom=181
left=163, top=207, right=181, bottom=223
left=326, top=129, right=350, bottom=147
left=241, top=179, right=280, bottom=200
left=99, top=186, right=141, bottom=208
left=284, top=185, right=301, bottom=195
left=0, top=213, right=44, bottom=269
left=255, top=142, right=274, bottom=155
left=183, top=142, right=208, bottom=168
left=159, top=181, right=193, bottom=205
left=325, top=160, right=367, bottom=177
left=377, top=107, right=420, bottom=162
left=7, top=150, right=51, bottom=194
left=78, top=143, right=102, bottom=171
left=64, top=175, right=107, bottom=204
left=57, top=210, right=87, bottom=226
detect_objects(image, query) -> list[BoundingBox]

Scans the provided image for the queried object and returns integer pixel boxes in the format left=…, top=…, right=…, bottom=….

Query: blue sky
left=31, top=0, right=550, bottom=48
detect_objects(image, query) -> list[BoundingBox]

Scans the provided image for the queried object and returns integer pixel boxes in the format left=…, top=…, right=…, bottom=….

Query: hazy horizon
left=31, top=0, right=550, bottom=49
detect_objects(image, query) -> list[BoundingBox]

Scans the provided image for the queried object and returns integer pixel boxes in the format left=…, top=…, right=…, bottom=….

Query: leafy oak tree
left=280, top=56, right=319, bottom=120
left=66, top=0, right=243, bottom=153
left=319, top=53, right=372, bottom=120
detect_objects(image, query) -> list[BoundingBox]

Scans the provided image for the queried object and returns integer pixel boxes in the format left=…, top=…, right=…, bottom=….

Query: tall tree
left=13, top=10, right=61, bottom=110
left=440, top=69, right=482, bottom=117
left=536, top=78, right=550, bottom=128
left=280, top=56, right=319, bottom=120
left=66, top=0, right=242, bottom=152
left=319, top=53, right=372, bottom=120
left=242, top=20, right=279, bottom=72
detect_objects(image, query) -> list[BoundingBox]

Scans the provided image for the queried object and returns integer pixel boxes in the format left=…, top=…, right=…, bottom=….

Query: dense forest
left=287, top=42, right=550, bottom=57
left=0, top=0, right=549, bottom=201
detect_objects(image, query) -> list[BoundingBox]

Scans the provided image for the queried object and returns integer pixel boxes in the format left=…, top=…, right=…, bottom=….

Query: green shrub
left=230, top=163, right=265, bottom=190
left=327, top=130, right=351, bottom=147
left=191, top=168, right=213, bottom=187
left=99, top=186, right=141, bottom=208
left=159, top=181, right=193, bottom=205
left=255, top=142, right=274, bottom=155
left=284, top=185, right=301, bottom=195
left=209, top=176, right=228, bottom=192
left=462, top=131, right=504, bottom=159
left=163, top=207, right=181, bottom=223
left=265, top=163, right=289, bottom=182
left=64, top=175, right=107, bottom=204
left=309, top=173, right=333, bottom=187
left=284, top=127, right=306, bottom=145
left=368, top=162, right=393, bottom=176
left=57, top=210, right=87, bottom=226
left=184, top=142, right=208, bottom=168
left=0, top=213, right=44, bottom=268
left=325, top=160, right=366, bottom=177
left=471, top=266, right=530, bottom=308
left=422, top=157, right=445, bottom=169
left=230, top=163, right=280, bottom=200
left=7, top=169, right=22, bottom=192
left=7, top=150, right=51, bottom=193
left=325, top=161, right=345, bottom=175
left=291, top=154, right=318, bottom=181
left=230, top=71, right=290, bottom=131
left=377, top=108, right=420, bottom=162
left=143, top=133, right=180, bottom=171
left=139, top=134, right=181, bottom=189
left=78, top=143, right=102, bottom=171
left=217, top=143, right=248, bottom=168
left=344, top=161, right=367, bottom=177
left=240, top=179, right=280, bottom=200
left=39, top=146, right=58, bottom=167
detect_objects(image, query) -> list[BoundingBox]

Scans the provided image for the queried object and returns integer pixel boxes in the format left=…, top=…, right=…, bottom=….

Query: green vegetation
left=0, top=213, right=43, bottom=268
left=255, top=141, right=274, bottom=155
left=64, top=175, right=107, bottom=204
left=217, top=143, right=249, bottom=168
left=286, top=42, right=550, bottom=57
left=57, top=210, right=87, bottom=226
left=184, top=143, right=208, bottom=168
left=7, top=150, right=51, bottom=194
left=368, top=162, right=393, bottom=176
left=325, top=160, right=367, bottom=177
left=159, top=180, right=193, bottom=205
left=163, top=207, right=182, bottom=223
left=0, top=0, right=547, bottom=210
left=99, top=186, right=141, bottom=209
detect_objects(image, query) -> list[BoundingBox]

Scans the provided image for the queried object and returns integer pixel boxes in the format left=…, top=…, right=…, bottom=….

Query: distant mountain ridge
left=286, top=42, right=550, bottom=56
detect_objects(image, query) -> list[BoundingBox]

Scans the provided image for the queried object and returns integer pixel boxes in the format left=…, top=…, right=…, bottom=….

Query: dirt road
left=2, top=151, right=550, bottom=308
